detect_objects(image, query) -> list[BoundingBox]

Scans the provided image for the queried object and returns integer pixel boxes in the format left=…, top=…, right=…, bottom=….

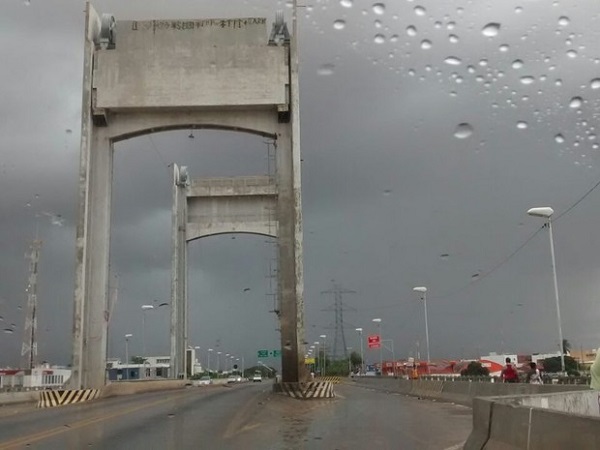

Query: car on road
left=226, top=375, right=238, bottom=384
left=252, top=372, right=262, bottom=382
left=197, top=375, right=212, bottom=386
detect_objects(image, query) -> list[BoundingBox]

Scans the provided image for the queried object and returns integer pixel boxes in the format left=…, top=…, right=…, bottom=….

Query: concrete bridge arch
left=72, top=3, right=305, bottom=388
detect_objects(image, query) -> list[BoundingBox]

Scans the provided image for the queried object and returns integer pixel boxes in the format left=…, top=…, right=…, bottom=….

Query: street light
left=141, top=305, right=154, bottom=358
left=207, top=348, right=213, bottom=375
left=355, top=328, right=364, bottom=375
left=314, top=341, right=320, bottom=375
left=372, top=318, right=382, bottom=376
left=217, top=351, right=222, bottom=373
left=527, top=206, right=566, bottom=374
left=320, top=335, right=327, bottom=376
left=413, top=286, right=431, bottom=373
left=124, top=334, right=133, bottom=379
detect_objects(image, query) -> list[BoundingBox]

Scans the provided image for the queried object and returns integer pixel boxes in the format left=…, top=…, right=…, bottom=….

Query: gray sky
left=2, top=0, right=600, bottom=370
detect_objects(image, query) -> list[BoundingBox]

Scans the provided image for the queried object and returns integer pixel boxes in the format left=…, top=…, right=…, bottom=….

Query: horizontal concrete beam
left=100, top=379, right=187, bottom=398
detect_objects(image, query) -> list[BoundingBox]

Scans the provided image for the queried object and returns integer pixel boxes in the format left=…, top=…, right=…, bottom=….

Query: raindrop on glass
left=555, top=134, right=565, bottom=143
left=317, top=64, right=335, bottom=76
left=566, top=49, right=578, bottom=58
left=390, top=34, right=399, bottom=43
left=372, top=3, right=385, bottom=15
left=406, top=25, right=417, bottom=36
left=444, top=57, right=461, bottom=65
left=569, top=97, right=583, bottom=108
left=414, top=6, right=426, bottom=16
left=590, top=79, right=600, bottom=89
left=333, top=20, right=346, bottom=30
left=420, top=39, right=432, bottom=50
left=482, top=23, right=501, bottom=37
left=499, top=44, right=510, bottom=52
left=517, top=121, right=528, bottom=129
left=558, top=16, right=570, bottom=26
left=340, top=0, right=353, bottom=7
left=374, top=34, right=386, bottom=44
left=440, top=253, right=450, bottom=260
left=512, top=60, right=524, bottom=69
left=515, top=6, right=523, bottom=13
left=454, top=123, right=474, bottom=139
left=520, top=76, right=535, bottom=85
left=449, top=34, right=459, bottom=43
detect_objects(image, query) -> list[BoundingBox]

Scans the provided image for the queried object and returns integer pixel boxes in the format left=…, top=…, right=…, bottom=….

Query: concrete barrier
left=273, top=382, right=335, bottom=399
left=0, top=390, right=38, bottom=406
left=100, top=379, right=187, bottom=398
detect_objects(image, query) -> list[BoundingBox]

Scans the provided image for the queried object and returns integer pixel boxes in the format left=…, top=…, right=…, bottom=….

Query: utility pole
left=322, top=281, right=356, bottom=360
left=21, top=239, right=42, bottom=370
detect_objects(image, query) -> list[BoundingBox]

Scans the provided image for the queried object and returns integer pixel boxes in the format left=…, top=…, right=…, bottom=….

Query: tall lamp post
left=320, top=334, right=327, bottom=376
left=527, top=206, right=566, bottom=374
left=372, top=318, right=382, bottom=376
left=355, top=328, right=364, bottom=375
left=207, top=348, right=213, bottom=375
left=314, top=341, right=320, bottom=375
left=413, top=287, right=431, bottom=373
left=124, top=334, right=132, bottom=379
left=141, top=305, right=154, bottom=358
left=217, top=351, right=222, bottom=374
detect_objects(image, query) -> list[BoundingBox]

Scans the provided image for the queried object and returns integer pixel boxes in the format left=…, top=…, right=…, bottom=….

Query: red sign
left=368, top=334, right=381, bottom=349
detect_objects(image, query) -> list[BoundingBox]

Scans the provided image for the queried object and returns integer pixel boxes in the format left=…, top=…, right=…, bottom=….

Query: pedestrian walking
left=501, top=357, right=519, bottom=383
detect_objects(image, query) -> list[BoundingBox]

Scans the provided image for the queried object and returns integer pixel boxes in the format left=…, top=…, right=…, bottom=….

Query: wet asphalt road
left=0, top=381, right=471, bottom=449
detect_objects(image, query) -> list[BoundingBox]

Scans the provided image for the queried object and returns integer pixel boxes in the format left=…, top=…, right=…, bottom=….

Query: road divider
left=273, top=382, right=335, bottom=399
left=38, top=389, right=100, bottom=408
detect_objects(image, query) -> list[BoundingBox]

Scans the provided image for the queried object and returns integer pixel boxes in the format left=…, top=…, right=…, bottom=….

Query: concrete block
left=528, top=407, right=600, bottom=450
left=100, top=380, right=187, bottom=398
left=0, top=391, right=38, bottom=406
left=464, top=397, right=493, bottom=450
left=483, top=402, right=530, bottom=450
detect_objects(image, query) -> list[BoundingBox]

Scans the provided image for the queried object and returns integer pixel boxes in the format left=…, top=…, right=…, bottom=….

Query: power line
left=554, top=177, right=600, bottom=222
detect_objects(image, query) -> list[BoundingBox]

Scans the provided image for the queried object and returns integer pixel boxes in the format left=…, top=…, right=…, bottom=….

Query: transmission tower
left=322, top=282, right=356, bottom=360
left=21, top=239, right=42, bottom=369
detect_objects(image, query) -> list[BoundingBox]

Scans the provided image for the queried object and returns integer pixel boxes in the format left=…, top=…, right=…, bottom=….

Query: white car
left=252, top=372, right=262, bottom=382
left=197, top=375, right=212, bottom=386
left=227, top=375, right=238, bottom=384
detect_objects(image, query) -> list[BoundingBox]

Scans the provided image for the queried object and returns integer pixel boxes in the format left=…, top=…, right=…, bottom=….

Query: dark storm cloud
left=3, top=0, right=600, bottom=369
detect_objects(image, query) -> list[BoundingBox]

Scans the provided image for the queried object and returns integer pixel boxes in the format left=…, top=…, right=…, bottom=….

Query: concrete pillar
left=170, top=165, right=188, bottom=379
left=77, top=129, right=113, bottom=389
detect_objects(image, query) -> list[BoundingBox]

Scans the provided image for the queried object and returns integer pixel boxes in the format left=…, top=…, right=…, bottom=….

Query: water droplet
left=515, top=6, right=523, bottom=13
left=555, top=79, right=563, bottom=86
left=383, top=189, right=392, bottom=196
left=555, top=134, right=565, bottom=143
left=340, top=0, right=353, bottom=7
left=414, top=6, right=426, bottom=16
left=520, top=76, right=535, bottom=85
left=444, top=56, right=461, bottom=65
left=390, top=34, right=399, bottom=43
left=590, top=79, right=600, bottom=89
left=333, top=20, right=346, bottom=30
left=449, top=34, right=459, bottom=43
left=374, top=19, right=382, bottom=28
left=317, top=64, right=335, bottom=76
left=482, top=23, right=501, bottom=37
left=447, top=21, right=456, bottom=30
left=23, top=0, right=30, bottom=5
left=566, top=49, right=578, bottom=58
left=454, top=123, right=474, bottom=139
left=374, top=34, right=386, bottom=44
left=569, top=97, right=583, bottom=108
left=517, top=121, right=528, bottom=129
left=558, top=16, right=570, bottom=26
left=479, top=59, right=489, bottom=67
left=499, top=44, right=510, bottom=52
left=471, top=273, right=480, bottom=279
left=512, top=60, right=524, bottom=69
left=420, top=39, right=432, bottom=50
left=372, top=3, right=385, bottom=15
left=440, top=253, right=450, bottom=260
left=406, top=25, right=417, bottom=36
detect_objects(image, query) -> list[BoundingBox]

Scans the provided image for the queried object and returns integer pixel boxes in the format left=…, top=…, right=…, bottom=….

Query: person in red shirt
left=500, top=357, right=519, bottom=383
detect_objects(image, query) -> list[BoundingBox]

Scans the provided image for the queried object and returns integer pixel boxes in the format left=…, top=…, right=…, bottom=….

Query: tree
left=130, top=356, right=147, bottom=364
left=460, top=361, right=489, bottom=377
left=350, top=351, right=362, bottom=368
left=541, top=355, right=578, bottom=374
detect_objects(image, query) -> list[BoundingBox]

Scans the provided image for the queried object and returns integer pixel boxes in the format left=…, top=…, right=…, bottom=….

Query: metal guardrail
left=420, top=374, right=591, bottom=385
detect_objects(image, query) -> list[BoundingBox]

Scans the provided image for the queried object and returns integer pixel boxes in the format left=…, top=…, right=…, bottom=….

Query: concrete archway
left=72, top=4, right=305, bottom=388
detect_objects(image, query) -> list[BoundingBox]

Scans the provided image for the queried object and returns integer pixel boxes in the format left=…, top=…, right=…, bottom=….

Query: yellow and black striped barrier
left=38, top=389, right=100, bottom=408
left=273, top=382, right=335, bottom=399
left=318, top=376, right=341, bottom=384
